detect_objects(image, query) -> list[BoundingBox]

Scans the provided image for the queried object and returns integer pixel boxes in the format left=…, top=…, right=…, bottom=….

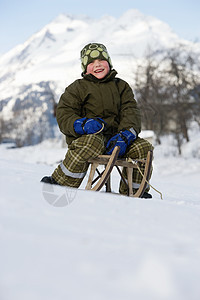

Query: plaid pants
left=52, top=134, right=153, bottom=192
left=119, top=137, right=153, bottom=195
left=52, top=134, right=105, bottom=187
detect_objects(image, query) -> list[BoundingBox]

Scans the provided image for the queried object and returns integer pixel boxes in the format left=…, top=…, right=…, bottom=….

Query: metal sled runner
left=85, top=146, right=153, bottom=197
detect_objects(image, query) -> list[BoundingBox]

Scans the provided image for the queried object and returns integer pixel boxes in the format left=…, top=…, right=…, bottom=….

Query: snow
left=1, top=9, right=200, bottom=298
left=1, top=131, right=200, bottom=300
left=1, top=9, right=200, bottom=100
left=1, top=9, right=200, bottom=146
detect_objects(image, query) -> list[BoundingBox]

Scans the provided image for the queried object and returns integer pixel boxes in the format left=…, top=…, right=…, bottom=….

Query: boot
left=41, top=176, right=59, bottom=185
left=141, top=191, right=152, bottom=198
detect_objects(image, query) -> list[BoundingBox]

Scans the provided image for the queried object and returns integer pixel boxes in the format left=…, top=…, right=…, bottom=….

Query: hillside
left=0, top=9, right=200, bottom=146
left=0, top=131, right=200, bottom=300
left=1, top=10, right=199, bottom=94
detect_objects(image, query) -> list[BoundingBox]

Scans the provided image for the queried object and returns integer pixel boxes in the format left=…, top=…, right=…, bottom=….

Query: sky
left=0, top=0, right=200, bottom=55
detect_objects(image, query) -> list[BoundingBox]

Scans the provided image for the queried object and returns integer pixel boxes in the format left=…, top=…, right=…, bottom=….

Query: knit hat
left=80, top=43, right=113, bottom=73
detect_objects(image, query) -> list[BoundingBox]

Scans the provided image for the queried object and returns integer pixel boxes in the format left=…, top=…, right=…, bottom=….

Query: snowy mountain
left=0, top=9, right=200, bottom=145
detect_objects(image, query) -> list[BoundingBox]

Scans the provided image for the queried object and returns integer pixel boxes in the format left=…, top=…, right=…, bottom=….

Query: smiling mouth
left=94, top=68, right=104, bottom=73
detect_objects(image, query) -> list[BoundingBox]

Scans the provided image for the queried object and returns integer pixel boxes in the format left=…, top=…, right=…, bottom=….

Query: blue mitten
left=106, top=129, right=136, bottom=157
left=74, top=117, right=105, bottom=135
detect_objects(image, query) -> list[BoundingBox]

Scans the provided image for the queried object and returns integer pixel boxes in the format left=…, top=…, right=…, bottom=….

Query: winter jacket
left=56, top=69, right=141, bottom=145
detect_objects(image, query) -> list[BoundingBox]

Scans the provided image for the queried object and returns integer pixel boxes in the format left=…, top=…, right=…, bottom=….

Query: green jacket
left=56, top=69, right=141, bottom=145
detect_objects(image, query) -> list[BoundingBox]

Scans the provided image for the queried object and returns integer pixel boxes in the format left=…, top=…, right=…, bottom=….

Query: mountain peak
left=0, top=9, right=199, bottom=146
left=120, top=8, right=145, bottom=19
left=0, top=9, right=199, bottom=97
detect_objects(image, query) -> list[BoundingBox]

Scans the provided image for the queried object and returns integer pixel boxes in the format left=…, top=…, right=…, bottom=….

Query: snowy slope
left=0, top=134, right=200, bottom=300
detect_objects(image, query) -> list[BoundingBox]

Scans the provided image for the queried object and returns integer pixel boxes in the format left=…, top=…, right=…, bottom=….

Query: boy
left=41, top=43, right=153, bottom=198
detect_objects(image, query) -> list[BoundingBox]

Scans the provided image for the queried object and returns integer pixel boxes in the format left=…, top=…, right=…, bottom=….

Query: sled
left=85, top=146, right=153, bottom=197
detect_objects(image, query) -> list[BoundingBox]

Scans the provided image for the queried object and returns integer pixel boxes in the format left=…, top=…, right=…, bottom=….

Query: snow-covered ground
left=0, top=130, right=200, bottom=300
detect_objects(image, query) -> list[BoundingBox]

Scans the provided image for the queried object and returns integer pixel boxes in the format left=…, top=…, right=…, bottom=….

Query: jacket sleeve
left=56, top=80, right=83, bottom=137
left=117, top=80, right=141, bottom=135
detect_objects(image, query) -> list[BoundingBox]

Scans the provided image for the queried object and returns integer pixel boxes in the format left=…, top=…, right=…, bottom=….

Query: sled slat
left=90, top=146, right=120, bottom=191
left=86, top=147, right=153, bottom=198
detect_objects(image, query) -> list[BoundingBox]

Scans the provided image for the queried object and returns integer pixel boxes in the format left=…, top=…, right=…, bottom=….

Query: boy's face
left=86, top=59, right=110, bottom=79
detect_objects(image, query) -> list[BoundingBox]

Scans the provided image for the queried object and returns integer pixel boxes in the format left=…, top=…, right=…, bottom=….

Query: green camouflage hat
left=80, top=43, right=113, bottom=73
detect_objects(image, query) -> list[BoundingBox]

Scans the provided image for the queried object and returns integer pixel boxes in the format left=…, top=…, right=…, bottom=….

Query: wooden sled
left=85, top=146, right=153, bottom=198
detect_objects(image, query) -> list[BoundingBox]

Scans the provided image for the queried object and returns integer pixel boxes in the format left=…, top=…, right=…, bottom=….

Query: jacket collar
left=82, top=69, right=118, bottom=83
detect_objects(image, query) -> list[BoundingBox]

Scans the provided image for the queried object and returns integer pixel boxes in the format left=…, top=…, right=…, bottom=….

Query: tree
left=134, top=47, right=200, bottom=154
left=0, top=116, right=6, bottom=143
left=134, top=49, right=170, bottom=144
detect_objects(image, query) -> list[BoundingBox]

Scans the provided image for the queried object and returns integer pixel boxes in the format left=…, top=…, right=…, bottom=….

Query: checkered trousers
left=52, top=133, right=105, bottom=187
left=119, top=137, right=154, bottom=195
left=52, top=134, right=153, bottom=192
